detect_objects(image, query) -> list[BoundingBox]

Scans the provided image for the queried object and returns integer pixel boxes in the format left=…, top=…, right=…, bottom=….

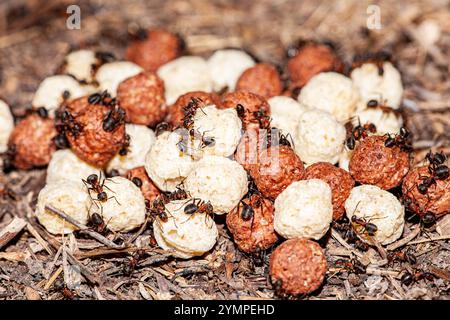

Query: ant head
left=421, top=212, right=435, bottom=226
left=132, top=177, right=142, bottom=188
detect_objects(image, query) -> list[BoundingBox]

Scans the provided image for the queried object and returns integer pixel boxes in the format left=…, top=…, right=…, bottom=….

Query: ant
left=253, top=108, right=271, bottom=129
left=384, top=127, right=412, bottom=152
left=165, top=184, right=188, bottom=202
left=118, top=134, right=130, bottom=156
left=182, top=97, right=203, bottom=129
left=155, top=122, right=172, bottom=136
left=332, top=218, right=369, bottom=251
left=95, top=51, right=116, bottom=64
left=182, top=198, right=215, bottom=228
left=366, top=99, right=401, bottom=116
left=387, top=250, right=417, bottom=265
left=123, top=249, right=145, bottom=275
left=401, top=269, right=435, bottom=286
left=335, top=258, right=366, bottom=274
left=188, top=128, right=215, bottom=149
left=147, top=198, right=170, bottom=224
left=351, top=215, right=380, bottom=237
left=277, top=132, right=295, bottom=148
left=103, top=106, right=126, bottom=132
left=416, top=152, right=449, bottom=194
left=62, top=287, right=77, bottom=300
left=57, top=110, right=83, bottom=138
left=36, top=106, right=48, bottom=118
left=88, top=90, right=116, bottom=107
left=83, top=173, right=119, bottom=206
left=345, top=119, right=377, bottom=150
left=89, top=212, right=108, bottom=233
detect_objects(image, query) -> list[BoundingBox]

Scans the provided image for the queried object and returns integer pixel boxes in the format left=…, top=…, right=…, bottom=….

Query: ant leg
left=108, top=196, right=121, bottom=206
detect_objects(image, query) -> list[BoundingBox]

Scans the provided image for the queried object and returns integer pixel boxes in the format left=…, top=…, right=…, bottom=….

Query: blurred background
left=0, top=0, right=449, bottom=150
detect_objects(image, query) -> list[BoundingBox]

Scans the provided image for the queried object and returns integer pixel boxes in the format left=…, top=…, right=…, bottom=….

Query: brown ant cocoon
left=116, top=72, right=166, bottom=126
left=294, top=109, right=346, bottom=165
left=191, top=105, right=242, bottom=157
left=402, top=166, right=450, bottom=219
left=207, top=49, right=255, bottom=92
left=64, top=97, right=126, bottom=168
left=304, top=162, right=355, bottom=221
left=32, top=75, right=93, bottom=117
left=126, top=28, right=184, bottom=72
left=351, top=61, right=403, bottom=109
left=153, top=199, right=218, bottom=259
left=270, top=238, right=327, bottom=296
left=236, top=63, right=283, bottom=98
left=144, top=131, right=197, bottom=192
left=221, top=91, right=271, bottom=128
left=226, top=195, right=279, bottom=253
left=345, top=184, right=405, bottom=245
left=107, top=124, right=156, bottom=175
left=267, top=96, right=306, bottom=138
left=35, top=181, right=90, bottom=235
left=274, top=179, right=332, bottom=240
left=47, top=150, right=101, bottom=186
left=7, top=114, right=57, bottom=170
left=167, top=91, right=222, bottom=127
left=62, top=49, right=100, bottom=83
left=95, top=61, right=143, bottom=96
left=250, top=145, right=305, bottom=201
left=157, top=56, right=212, bottom=105
left=125, top=166, right=161, bottom=203
left=349, top=135, right=410, bottom=190
left=297, top=72, right=360, bottom=122
left=86, top=176, right=146, bottom=232
left=287, top=41, right=345, bottom=88
left=185, top=156, right=248, bottom=214
left=0, top=100, right=14, bottom=153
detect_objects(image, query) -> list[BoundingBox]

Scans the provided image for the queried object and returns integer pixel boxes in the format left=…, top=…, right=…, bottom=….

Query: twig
left=331, top=229, right=363, bottom=258
left=65, top=251, right=101, bottom=285
left=43, top=266, right=63, bottom=290
left=26, top=223, right=54, bottom=255
left=407, top=234, right=450, bottom=245
left=0, top=217, right=27, bottom=250
left=44, top=205, right=124, bottom=249
left=386, top=227, right=421, bottom=251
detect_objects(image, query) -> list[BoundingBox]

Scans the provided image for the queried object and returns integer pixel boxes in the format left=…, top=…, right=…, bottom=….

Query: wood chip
left=436, top=214, right=450, bottom=236
left=0, top=217, right=26, bottom=250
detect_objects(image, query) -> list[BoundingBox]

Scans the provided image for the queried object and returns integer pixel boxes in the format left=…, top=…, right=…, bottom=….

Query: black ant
left=57, top=110, right=83, bottom=138
left=89, top=212, right=108, bottom=233
left=95, top=51, right=116, bottom=64
left=123, top=249, right=145, bottom=275
left=62, top=287, right=77, bottom=300
left=182, top=198, right=215, bottom=228
left=62, top=90, right=71, bottom=101
left=366, top=99, right=401, bottom=116
left=88, top=90, right=116, bottom=107
left=384, top=127, right=412, bottom=152
left=36, top=106, right=48, bottom=118
left=332, top=218, right=369, bottom=251
left=103, top=106, right=126, bottom=132
left=387, top=250, right=417, bottom=265
left=83, top=173, right=119, bottom=207
left=345, top=119, right=377, bottom=150
left=118, top=134, right=130, bottom=156
left=401, top=269, right=435, bottom=286
left=131, top=177, right=142, bottom=188
left=335, top=258, right=366, bottom=274
left=147, top=198, right=170, bottom=223
left=155, top=122, right=172, bottom=136
left=351, top=214, right=382, bottom=237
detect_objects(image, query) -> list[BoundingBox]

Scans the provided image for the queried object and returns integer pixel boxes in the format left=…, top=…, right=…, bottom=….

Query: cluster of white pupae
left=27, top=47, right=407, bottom=257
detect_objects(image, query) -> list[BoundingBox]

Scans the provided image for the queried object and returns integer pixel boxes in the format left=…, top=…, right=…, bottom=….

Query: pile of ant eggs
left=1, top=28, right=449, bottom=297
